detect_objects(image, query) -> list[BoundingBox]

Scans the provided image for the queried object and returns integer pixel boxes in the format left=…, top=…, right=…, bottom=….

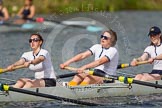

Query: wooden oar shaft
left=63, top=61, right=149, bottom=78
left=0, top=65, right=25, bottom=73
left=12, top=65, right=25, bottom=70
left=117, top=61, right=150, bottom=69
left=64, top=67, right=77, bottom=72
left=136, top=61, right=150, bottom=65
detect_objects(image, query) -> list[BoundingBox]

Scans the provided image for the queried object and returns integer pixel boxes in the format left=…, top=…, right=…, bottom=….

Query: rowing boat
left=0, top=80, right=162, bottom=102
left=0, top=20, right=103, bottom=32
left=0, top=22, right=55, bottom=32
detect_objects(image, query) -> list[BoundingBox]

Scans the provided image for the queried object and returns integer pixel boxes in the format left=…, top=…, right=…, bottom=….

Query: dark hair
left=30, top=33, right=43, bottom=47
left=103, top=29, right=117, bottom=46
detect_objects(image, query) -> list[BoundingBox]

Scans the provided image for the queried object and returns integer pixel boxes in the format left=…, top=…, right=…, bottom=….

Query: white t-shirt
left=21, top=49, right=56, bottom=79
left=89, top=44, right=119, bottom=75
left=144, top=44, right=162, bottom=70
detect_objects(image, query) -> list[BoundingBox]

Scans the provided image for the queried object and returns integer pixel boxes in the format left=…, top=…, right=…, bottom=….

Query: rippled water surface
left=0, top=11, right=162, bottom=107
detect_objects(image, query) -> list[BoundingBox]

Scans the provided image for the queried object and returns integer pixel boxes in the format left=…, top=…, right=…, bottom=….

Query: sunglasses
left=29, top=38, right=40, bottom=43
left=100, top=35, right=111, bottom=40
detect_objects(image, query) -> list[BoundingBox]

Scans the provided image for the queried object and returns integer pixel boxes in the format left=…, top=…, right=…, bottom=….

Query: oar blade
left=86, top=26, right=103, bottom=32
left=21, top=23, right=35, bottom=29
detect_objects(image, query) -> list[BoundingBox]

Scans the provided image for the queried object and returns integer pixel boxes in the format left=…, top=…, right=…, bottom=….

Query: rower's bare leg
left=68, top=73, right=86, bottom=86
left=140, top=74, right=161, bottom=81
left=23, top=79, right=45, bottom=88
left=13, top=78, right=29, bottom=88
left=80, top=75, right=103, bottom=85
left=22, top=80, right=33, bottom=88
left=134, top=74, right=144, bottom=80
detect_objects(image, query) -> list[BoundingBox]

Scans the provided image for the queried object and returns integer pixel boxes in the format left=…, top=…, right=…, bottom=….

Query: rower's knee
left=23, top=81, right=33, bottom=88
left=135, top=74, right=143, bottom=80
left=13, top=80, right=25, bottom=88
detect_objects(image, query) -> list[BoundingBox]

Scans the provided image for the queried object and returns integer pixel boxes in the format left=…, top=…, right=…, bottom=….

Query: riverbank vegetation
left=4, top=0, right=162, bottom=15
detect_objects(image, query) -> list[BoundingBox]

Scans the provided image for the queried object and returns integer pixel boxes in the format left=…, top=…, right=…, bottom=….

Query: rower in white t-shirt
left=60, top=29, right=119, bottom=86
left=89, top=44, right=118, bottom=76
left=22, top=48, right=56, bottom=79
left=131, top=26, right=162, bottom=81
left=7, top=33, right=56, bottom=88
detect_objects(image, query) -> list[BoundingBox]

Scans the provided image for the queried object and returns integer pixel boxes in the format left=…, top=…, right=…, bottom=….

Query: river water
left=0, top=11, right=162, bottom=107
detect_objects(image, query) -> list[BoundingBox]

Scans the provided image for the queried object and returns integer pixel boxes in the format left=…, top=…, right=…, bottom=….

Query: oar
left=117, top=61, right=150, bottom=69
left=89, top=69, right=162, bottom=89
left=56, top=72, right=77, bottom=79
left=62, top=61, right=150, bottom=77
left=0, top=65, right=25, bottom=74
left=64, top=66, right=162, bottom=88
left=0, top=84, right=100, bottom=106
left=35, top=17, right=95, bottom=26
left=56, top=67, right=79, bottom=79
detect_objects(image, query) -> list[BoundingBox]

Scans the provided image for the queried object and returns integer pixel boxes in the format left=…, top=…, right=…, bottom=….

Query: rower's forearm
left=136, top=56, right=147, bottom=62
left=31, top=58, right=44, bottom=65
left=83, top=61, right=100, bottom=70
left=13, top=61, right=24, bottom=66
left=66, top=54, right=85, bottom=64
left=154, top=54, right=162, bottom=60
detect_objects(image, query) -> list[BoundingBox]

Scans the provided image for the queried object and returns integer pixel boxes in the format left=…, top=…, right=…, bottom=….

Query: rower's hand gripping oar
left=117, top=61, right=150, bottom=69
left=61, top=61, right=150, bottom=78
left=0, top=65, right=25, bottom=74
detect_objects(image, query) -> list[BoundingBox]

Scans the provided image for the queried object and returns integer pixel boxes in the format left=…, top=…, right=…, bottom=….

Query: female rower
left=14, top=0, right=35, bottom=24
left=60, top=29, right=118, bottom=86
left=0, top=0, right=9, bottom=23
left=131, top=26, right=162, bottom=81
left=7, top=33, right=56, bottom=88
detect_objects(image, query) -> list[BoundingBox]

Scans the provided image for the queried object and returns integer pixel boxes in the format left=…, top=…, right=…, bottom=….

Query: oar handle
left=13, top=65, right=25, bottom=70
left=0, top=65, right=25, bottom=73
left=136, top=61, right=150, bottom=65
left=64, top=66, right=78, bottom=72
left=118, top=60, right=150, bottom=69
left=64, top=66, right=94, bottom=75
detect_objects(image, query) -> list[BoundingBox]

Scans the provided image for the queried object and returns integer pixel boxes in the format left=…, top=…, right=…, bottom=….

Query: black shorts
left=43, top=78, right=56, bottom=87
left=94, top=69, right=115, bottom=83
left=150, top=70, right=162, bottom=75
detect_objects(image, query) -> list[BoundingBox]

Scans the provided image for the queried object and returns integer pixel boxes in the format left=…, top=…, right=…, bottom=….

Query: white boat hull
left=0, top=80, right=162, bottom=102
